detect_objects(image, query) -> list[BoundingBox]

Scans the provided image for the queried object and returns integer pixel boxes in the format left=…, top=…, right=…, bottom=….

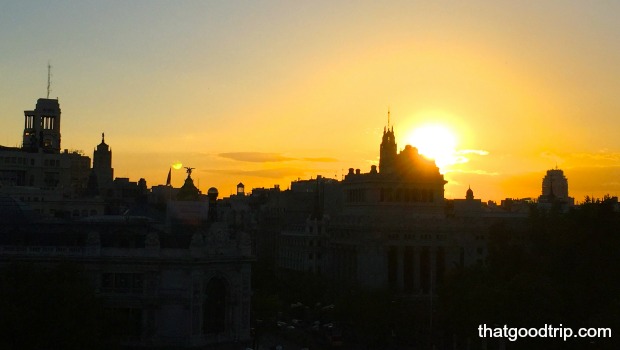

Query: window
left=101, top=273, right=144, bottom=294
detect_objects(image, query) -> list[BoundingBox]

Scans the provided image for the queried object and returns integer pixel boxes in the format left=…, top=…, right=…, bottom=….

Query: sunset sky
left=2, top=1, right=620, bottom=201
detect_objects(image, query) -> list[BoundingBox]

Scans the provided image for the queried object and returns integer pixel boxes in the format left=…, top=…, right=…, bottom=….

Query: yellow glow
left=407, top=125, right=458, bottom=172
left=172, top=162, right=183, bottom=170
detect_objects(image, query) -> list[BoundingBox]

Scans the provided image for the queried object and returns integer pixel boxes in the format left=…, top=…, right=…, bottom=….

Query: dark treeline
left=253, top=198, right=620, bottom=349
left=439, top=197, right=620, bottom=349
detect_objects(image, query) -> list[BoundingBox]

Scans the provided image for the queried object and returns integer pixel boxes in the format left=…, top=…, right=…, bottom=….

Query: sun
left=406, top=124, right=458, bottom=172
left=171, top=161, right=183, bottom=170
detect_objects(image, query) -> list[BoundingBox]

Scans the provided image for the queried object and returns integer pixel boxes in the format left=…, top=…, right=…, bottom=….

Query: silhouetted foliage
left=438, top=201, right=620, bottom=349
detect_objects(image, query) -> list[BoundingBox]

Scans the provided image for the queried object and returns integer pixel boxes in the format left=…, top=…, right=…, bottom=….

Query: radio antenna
left=46, top=61, right=52, bottom=98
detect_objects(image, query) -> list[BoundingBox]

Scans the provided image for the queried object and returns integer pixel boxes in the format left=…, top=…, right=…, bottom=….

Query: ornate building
left=0, top=97, right=97, bottom=217
left=329, top=118, right=484, bottom=293
left=1, top=95, right=253, bottom=348
left=0, top=214, right=253, bottom=348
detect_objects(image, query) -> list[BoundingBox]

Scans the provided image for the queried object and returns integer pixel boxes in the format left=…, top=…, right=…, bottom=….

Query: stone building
left=538, top=167, right=575, bottom=207
left=0, top=187, right=253, bottom=348
left=0, top=97, right=98, bottom=217
left=329, top=120, right=485, bottom=293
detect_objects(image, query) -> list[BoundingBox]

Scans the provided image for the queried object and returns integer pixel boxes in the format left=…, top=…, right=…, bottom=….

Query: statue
left=184, top=167, right=195, bottom=177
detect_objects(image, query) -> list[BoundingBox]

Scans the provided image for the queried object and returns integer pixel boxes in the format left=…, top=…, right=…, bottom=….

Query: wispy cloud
left=205, top=167, right=305, bottom=179
left=447, top=169, right=500, bottom=176
left=540, top=151, right=564, bottom=164
left=445, top=149, right=490, bottom=166
left=303, top=157, right=339, bottom=162
left=219, top=152, right=295, bottom=163
left=456, top=149, right=489, bottom=156
left=571, top=151, right=620, bottom=163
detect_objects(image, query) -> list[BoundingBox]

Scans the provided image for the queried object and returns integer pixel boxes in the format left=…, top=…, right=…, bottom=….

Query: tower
left=236, top=182, right=245, bottom=196
left=538, top=168, right=574, bottom=206
left=207, top=187, right=219, bottom=222
left=22, top=98, right=62, bottom=153
left=466, top=186, right=474, bottom=200
left=379, top=110, right=397, bottom=173
left=541, top=169, right=568, bottom=201
left=93, top=133, right=114, bottom=191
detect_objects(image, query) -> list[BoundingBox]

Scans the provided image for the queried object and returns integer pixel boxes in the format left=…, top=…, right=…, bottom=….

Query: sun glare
left=172, top=162, right=183, bottom=170
left=407, top=125, right=458, bottom=172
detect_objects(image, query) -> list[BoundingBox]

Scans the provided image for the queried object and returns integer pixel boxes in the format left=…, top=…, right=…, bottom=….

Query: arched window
left=203, top=277, right=227, bottom=334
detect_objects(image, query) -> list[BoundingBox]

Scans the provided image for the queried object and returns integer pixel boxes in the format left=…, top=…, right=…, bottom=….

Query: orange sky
left=2, top=1, right=620, bottom=202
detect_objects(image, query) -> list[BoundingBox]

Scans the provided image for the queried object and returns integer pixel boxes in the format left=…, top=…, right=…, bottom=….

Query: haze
left=2, top=1, right=619, bottom=201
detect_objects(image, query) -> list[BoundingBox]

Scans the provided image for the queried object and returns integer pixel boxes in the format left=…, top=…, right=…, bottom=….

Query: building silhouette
left=0, top=95, right=253, bottom=349
left=330, top=119, right=468, bottom=293
left=22, top=98, right=62, bottom=153
left=0, top=98, right=97, bottom=217
left=538, top=167, right=575, bottom=207
left=93, top=132, right=114, bottom=193
left=267, top=116, right=507, bottom=295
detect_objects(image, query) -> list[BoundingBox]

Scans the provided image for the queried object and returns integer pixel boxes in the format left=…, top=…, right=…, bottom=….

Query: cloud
left=456, top=149, right=489, bottom=156
left=302, top=157, right=339, bottom=162
left=218, top=152, right=339, bottom=163
left=571, top=151, right=620, bottom=163
left=447, top=169, right=500, bottom=176
left=448, top=149, right=490, bottom=165
left=219, top=152, right=296, bottom=163
left=205, top=167, right=305, bottom=179
left=540, top=151, right=564, bottom=164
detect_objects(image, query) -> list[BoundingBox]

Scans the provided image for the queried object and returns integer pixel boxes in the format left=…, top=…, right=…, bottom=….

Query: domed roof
left=466, top=186, right=474, bottom=200
left=208, top=187, right=219, bottom=195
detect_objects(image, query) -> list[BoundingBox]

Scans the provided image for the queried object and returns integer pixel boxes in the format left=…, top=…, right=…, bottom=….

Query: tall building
left=538, top=168, right=575, bottom=207
left=93, top=132, right=114, bottom=192
left=0, top=97, right=95, bottom=217
left=329, top=117, right=483, bottom=293
left=379, top=125, right=397, bottom=174
left=2, top=94, right=253, bottom=348
left=22, top=98, right=62, bottom=153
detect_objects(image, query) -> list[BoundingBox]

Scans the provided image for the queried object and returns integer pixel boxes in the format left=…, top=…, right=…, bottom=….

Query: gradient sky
left=2, top=1, right=620, bottom=201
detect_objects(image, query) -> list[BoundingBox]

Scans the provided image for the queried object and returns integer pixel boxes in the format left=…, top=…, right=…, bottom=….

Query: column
left=396, top=246, right=404, bottom=292
left=430, top=246, right=437, bottom=295
left=413, top=246, right=421, bottom=293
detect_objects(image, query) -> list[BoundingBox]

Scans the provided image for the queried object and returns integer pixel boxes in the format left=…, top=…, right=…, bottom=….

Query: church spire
left=379, top=110, right=397, bottom=173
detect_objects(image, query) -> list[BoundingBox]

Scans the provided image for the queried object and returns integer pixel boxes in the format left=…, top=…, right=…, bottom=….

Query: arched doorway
left=203, top=277, right=227, bottom=334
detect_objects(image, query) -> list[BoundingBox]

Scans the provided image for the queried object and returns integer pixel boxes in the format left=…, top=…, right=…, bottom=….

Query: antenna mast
left=387, top=107, right=391, bottom=129
left=46, top=61, right=52, bottom=99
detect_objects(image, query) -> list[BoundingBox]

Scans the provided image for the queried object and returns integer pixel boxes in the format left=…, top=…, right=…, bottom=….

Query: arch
left=203, top=276, right=228, bottom=334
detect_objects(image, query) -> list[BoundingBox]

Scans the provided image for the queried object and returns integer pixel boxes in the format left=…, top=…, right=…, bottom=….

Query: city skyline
left=2, top=1, right=620, bottom=201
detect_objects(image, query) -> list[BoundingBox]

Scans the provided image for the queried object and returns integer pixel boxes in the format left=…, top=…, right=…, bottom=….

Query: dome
left=207, top=187, right=219, bottom=196
left=466, top=186, right=474, bottom=200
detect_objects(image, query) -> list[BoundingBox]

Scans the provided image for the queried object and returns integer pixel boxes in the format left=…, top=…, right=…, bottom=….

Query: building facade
left=329, top=121, right=485, bottom=293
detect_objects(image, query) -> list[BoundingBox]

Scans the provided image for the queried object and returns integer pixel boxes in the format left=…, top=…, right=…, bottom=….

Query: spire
left=387, top=108, right=391, bottom=129
left=101, top=132, right=105, bottom=144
